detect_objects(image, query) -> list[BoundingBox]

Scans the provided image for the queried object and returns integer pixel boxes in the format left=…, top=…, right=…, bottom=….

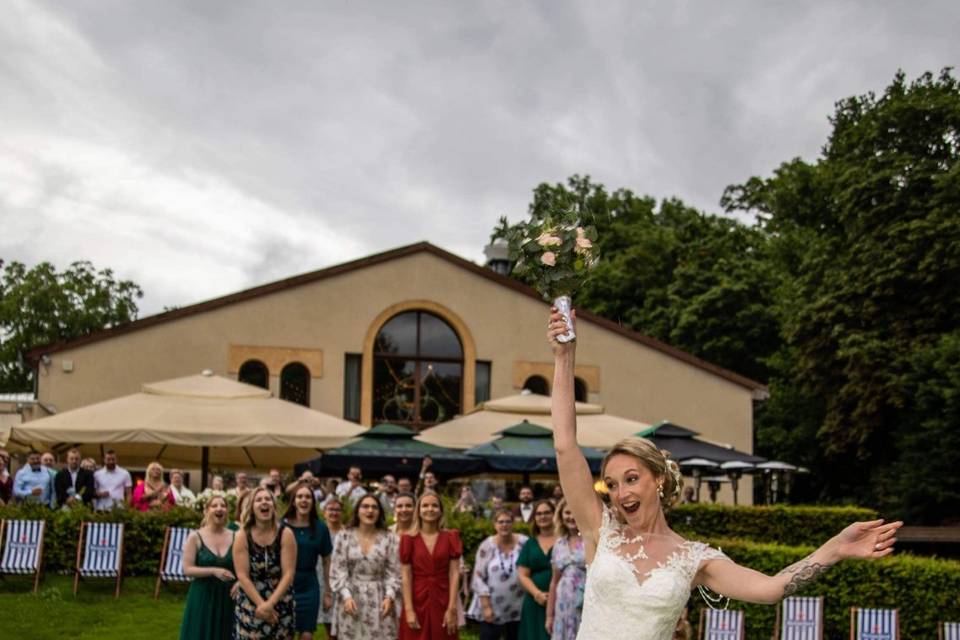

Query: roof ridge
left=24, top=241, right=766, bottom=391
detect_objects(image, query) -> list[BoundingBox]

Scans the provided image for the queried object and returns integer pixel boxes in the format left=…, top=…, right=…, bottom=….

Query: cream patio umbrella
left=10, top=371, right=364, bottom=482
left=416, top=391, right=651, bottom=450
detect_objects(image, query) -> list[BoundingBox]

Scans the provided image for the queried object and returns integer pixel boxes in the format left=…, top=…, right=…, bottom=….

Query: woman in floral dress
left=233, top=487, right=297, bottom=639
left=545, top=499, right=586, bottom=640
left=329, top=493, right=401, bottom=640
left=467, top=509, right=528, bottom=640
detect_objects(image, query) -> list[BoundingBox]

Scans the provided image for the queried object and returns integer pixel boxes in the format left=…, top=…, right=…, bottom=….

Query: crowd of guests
left=179, top=463, right=583, bottom=640
left=0, top=448, right=589, bottom=639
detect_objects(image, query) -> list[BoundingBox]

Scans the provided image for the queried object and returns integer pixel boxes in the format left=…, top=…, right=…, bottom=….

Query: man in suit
left=512, top=485, right=535, bottom=523
left=55, top=447, right=95, bottom=508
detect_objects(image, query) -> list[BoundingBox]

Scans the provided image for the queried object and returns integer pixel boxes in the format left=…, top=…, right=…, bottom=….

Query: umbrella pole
left=201, top=446, right=210, bottom=490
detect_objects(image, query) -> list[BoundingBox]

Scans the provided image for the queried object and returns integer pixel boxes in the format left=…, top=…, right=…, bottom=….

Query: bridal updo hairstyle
left=601, top=437, right=684, bottom=510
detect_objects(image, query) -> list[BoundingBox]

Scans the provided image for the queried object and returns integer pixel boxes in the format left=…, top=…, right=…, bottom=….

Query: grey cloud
left=1, top=0, right=957, bottom=314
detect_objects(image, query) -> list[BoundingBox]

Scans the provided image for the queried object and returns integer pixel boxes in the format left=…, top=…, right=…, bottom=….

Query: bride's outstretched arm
left=697, top=518, right=903, bottom=604
left=549, top=308, right=602, bottom=541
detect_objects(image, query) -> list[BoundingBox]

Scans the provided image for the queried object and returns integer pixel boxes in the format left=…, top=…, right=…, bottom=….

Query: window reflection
left=373, top=311, right=463, bottom=429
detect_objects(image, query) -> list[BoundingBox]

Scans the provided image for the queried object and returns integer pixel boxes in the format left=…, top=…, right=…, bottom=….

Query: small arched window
left=238, top=360, right=269, bottom=390
left=280, top=362, right=310, bottom=406
left=574, top=377, right=588, bottom=403
left=522, top=375, right=550, bottom=396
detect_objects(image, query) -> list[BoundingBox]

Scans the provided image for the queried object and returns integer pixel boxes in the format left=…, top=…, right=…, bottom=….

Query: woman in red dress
left=400, top=490, right=462, bottom=640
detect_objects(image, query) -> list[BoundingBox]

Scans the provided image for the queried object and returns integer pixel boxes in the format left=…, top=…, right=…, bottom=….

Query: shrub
left=689, top=537, right=960, bottom=640
left=668, top=503, right=878, bottom=546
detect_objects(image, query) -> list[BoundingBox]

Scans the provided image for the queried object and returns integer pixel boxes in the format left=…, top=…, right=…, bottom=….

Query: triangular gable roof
left=25, top=242, right=766, bottom=392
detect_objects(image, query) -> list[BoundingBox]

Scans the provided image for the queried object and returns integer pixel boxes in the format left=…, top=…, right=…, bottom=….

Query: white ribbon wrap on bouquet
left=554, top=295, right=576, bottom=343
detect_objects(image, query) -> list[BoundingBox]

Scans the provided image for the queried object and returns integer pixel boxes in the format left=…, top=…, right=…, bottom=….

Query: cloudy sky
left=2, top=1, right=957, bottom=314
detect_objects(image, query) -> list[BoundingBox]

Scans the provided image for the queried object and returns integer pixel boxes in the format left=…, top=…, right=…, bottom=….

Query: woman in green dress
left=180, top=494, right=236, bottom=640
left=517, top=500, right=557, bottom=640
left=283, top=481, right=333, bottom=640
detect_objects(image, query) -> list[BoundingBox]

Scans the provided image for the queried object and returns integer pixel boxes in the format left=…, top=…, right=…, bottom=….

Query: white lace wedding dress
left=577, top=506, right=730, bottom=639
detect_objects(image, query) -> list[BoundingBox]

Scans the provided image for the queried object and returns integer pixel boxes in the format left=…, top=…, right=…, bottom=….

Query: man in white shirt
left=229, top=471, right=250, bottom=496
left=93, top=450, right=132, bottom=510
left=512, top=486, right=535, bottom=523
left=335, top=465, right=366, bottom=505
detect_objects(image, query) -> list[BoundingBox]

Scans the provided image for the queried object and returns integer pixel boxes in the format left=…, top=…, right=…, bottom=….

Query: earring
left=657, top=483, right=664, bottom=499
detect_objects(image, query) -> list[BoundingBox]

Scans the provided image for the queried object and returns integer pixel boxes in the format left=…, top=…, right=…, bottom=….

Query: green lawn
left=0, top=575, right=480, bottom=639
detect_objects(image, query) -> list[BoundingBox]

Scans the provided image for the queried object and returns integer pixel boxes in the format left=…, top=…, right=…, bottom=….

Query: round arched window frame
left=238, top=360, right=269, bottom=390
left=372, top=310, right=464, bottom=429
left=574, top=377, right=589, bottom=402
left=280, top=362, right=311, bottom=407
left=522, top=375, right=550, bottom=396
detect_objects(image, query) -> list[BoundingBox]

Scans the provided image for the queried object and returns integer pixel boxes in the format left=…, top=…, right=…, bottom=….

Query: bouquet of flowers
left=504, top=209, right=599, bottom=342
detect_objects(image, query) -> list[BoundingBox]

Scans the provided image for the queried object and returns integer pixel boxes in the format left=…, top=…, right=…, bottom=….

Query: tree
left=724, top=69, right=960, bottom=515
left=496, top=175, right=780, bottom=382
left=0, top=260, right=143, bottom=392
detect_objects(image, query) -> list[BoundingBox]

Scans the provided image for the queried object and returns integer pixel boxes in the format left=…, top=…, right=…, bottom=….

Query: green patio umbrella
left=296, top=423, right=485, bottom=478
left=464, top=420, right=605, bottom=478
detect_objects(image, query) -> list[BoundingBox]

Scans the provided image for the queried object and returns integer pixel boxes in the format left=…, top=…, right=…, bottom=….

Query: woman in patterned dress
left=233, top=486, right=297, bottom=639
left=545, top=499, right=586, bottom=640
left=467, top=509, right=528, bottom=640
left=329, top=493, right=401, bottom=640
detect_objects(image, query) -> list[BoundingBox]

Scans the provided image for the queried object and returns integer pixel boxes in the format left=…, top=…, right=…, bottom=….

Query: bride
left=547, top=308, right=902, bottom=640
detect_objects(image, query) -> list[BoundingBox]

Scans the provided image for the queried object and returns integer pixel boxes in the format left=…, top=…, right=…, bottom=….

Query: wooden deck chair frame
left=154, top=526, right=192, bottom=598
left=0, top=519, right=46, bottom=593
left=940, top=621, right=960, bottom=640
left=849, top=607, right=900, bottom=640
left=774, top=596, right=824, bottom=640
left=698, top=608, right=746, bottom=640
left=73, top=521, right=124, bottom=598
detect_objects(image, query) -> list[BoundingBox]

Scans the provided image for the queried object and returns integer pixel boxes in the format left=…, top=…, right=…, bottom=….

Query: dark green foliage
left=0, top=259, right=142, bottom=392
left=497, top=176, right=780, bottom=382
left=724, top=69, right=960, bottom=517
left=689, top=537, right=960, bottom=640
left=668, top=503, right=878, bottom=547
left=495, top=69, right=960, bottom=521
left=0, top=503, right=200, bottom=576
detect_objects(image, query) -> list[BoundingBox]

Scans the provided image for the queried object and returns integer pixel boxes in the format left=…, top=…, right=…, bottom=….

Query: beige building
left=24, top=243, right=765, bottom=500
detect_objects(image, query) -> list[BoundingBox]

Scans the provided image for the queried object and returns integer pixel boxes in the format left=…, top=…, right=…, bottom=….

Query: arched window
left=280, top=362, right=310, bottom=406
left=522, top=375, right=550, bottom=396
left=238, top=360, right=269, bottom=389
left=574, top=377, right=588, bottom=402
left=373, top=310, right=463, bottom=429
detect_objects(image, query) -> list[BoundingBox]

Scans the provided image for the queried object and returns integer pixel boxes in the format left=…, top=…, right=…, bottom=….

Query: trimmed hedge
left=0, top=503, right=200, bottom=576
left=668, top=503, right=879, bottom=547
left=689, top=537, right=960, bottom=640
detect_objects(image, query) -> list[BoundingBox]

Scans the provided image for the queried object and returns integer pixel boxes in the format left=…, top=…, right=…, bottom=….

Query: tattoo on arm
left=776, top=554, right=829, bottom=597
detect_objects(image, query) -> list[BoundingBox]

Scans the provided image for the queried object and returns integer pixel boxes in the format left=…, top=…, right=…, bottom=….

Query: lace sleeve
left=692, top=542, right=731, bottom=571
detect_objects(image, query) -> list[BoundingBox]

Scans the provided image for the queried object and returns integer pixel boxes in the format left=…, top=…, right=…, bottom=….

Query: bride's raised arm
left=549, top=308, right=603, bottom=544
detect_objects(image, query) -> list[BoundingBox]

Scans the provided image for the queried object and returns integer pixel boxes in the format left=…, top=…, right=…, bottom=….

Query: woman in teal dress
left=517, top=500, right=557, bottom=640
left=179, top=495, right=236, bottom=640
left=283, top=482, right=333, bottom=640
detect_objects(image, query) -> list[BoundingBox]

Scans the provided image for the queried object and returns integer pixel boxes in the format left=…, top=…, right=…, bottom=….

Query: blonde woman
left=131, top=462, right=174, bottom=511
left=545, top=498, right=586, bottom=639
left=547, top=308, right=903, bottom=639
left=179, top=495, right=236, bottom=640
left=400, top=491, right=462, bottom=640
left=233, top=486, right=296, bottom=639
left=319, top=498, right=345, bottom=639
left=389, top=492, right=417, bottom=535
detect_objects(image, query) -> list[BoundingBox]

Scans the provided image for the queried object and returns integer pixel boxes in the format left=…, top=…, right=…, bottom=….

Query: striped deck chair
left=850, top=607, right=899, bottom=640
left=154, top=526, right=193, bottom=597
left=0, top=519, right=46, bottom=593
left=699, top=609, right=745, bottom=640
left=940, top=622, right=960, bottom=640
left=775, top=596, right=824, bottom=640
left=74, top=521, right=124, bottom=597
